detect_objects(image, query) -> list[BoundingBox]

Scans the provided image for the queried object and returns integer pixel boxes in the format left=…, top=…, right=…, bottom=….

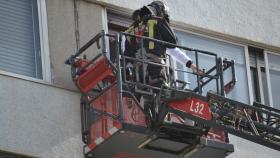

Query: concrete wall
left=46, top=0, right=105, bottom=90
left=93, top=0, right=280, bottom=49
left=228, top=135, right=279, bottom=158
left=46, top=0, right=76, bottom=89
left=0, top=75, right=82, bottom=157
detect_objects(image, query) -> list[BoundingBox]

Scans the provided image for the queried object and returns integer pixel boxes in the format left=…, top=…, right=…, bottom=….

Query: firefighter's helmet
left=140, top=1, right=170, bottom=22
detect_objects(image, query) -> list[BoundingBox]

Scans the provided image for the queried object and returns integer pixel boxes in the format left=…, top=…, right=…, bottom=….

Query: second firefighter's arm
left=166, top=47, right=203, bottom=74
left=166, top=47, right=192, bottom=66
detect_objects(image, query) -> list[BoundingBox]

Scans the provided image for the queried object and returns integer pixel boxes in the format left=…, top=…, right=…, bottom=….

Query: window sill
left=0, top=70, right=78, bottom=93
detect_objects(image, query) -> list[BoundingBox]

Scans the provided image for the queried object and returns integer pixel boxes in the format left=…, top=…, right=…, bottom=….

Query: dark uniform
left=141, top=15, right=177, bottom=87
left=123, top=14, right=177, bottom=87
left=123, top=1, right=179, bottom=122
left=123, top=20, right=144, bottom=82
left=124, top=0, right=177, bottom=88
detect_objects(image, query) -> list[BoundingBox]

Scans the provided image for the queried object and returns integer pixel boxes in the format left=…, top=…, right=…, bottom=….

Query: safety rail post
left=80, top=94, right=90, bottom=144
left=115, top=33, right=124, bottom=123
left=141, top=38, right=146, bottom=85
left=102, top=30, right=107, bottom=55
left=167, top=54, right=173, bottom=88
left=120, top=33, right=128, bottom=84
left=218, top=58, right=225, bottom=96
left=195, top=50, right=202, bottom=94
left=231, top=60, right=237, bottom=83
left=215, top=55, right=220, bottom=95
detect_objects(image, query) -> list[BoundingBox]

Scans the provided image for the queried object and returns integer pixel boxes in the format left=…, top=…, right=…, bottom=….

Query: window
left=107, top=11, right=132, bottom=62
left=267, top=52, right=280, bottom=109
left=175, top=30, right=249, bottom=103
left=249, top=47, right=280, bottom=109
left=0, top=0, right=43, bottom=79
left=249, top=47, right=269, bottom=105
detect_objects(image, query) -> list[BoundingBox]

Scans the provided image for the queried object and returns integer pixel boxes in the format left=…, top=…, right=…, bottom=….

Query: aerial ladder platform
left=66, top=31, right=280, bottom=158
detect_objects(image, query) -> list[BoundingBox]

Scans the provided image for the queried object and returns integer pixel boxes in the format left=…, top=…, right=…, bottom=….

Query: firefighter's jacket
left=122, top=15, right=192, bottom=67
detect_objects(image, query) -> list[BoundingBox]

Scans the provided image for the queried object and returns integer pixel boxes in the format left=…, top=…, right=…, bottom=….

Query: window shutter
left=249, top=52, right=257, bottom=68
left=107, top=12, right=133, bottom=28
left=0, top=0, right=42, bottom=79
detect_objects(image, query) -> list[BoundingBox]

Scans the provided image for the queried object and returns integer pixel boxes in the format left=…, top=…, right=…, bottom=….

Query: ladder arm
left=163, top=90, right=280, bottom=151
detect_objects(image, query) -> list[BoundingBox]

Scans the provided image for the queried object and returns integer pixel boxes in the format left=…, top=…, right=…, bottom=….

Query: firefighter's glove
left=188, top=63, right=205, bottom=76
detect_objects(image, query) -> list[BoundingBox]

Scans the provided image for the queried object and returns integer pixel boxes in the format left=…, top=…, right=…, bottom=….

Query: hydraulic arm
left=161, top=90, right=280, bottom=151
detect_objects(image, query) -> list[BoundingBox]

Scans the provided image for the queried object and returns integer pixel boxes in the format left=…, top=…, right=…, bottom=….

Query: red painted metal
left=87, top=84, right=148, bottom=150
left=88, top=116, right=121, bottom=150
left=206, top=128, right=227, bottom=143
left=75, top=59, right=89, bottom=70
left=87, top=84, right=120, bottom=150
left=168, top=97, right=227, bottom=143
left=90, top=84, right=119, bottom=116
left=75, top=57, right=116, bottom=93
left=123, top=97, right=147, bottom=127
left=168, top=97, right=212, bottom=121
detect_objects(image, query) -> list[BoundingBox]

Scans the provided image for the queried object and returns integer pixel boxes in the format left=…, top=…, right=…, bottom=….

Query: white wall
left=93, top=0, right=280, bottom=49
left=228, top=134, right=279, bottom=158
left=46, top=0, right=105, bottom=90
left=0, top=75, right=83, bottom=157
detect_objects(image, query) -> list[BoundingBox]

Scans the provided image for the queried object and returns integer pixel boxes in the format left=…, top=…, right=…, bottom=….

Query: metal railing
left=65, top=30, right=280, bottom=152
left=65, top=30, right=236, bottom=100
left=65, top=30, right=236, bottom=128
left=120, top=32, right=235, bottom=97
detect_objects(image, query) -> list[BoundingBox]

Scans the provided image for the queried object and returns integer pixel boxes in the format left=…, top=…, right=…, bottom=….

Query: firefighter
left=139, top=1, right=204, bottom=88
left=122, top=9, right=142, bottom=81
left=122, top=1, right=204, bottom=87
left=121, top=1, right=205, bottom=125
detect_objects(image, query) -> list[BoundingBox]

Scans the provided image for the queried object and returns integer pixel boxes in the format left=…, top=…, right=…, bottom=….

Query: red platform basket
left=76, top=56, right=116, bottom=93
left=87, top=84, right=148, bottom=151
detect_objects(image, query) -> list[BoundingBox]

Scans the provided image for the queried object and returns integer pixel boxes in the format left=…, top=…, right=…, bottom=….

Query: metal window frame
left=37, top=0, right=51, bottom=82
left=244, top=46, right=254, bottom=104
left=256, top=52, right=266, bottom=104
left=264, top=51, right=274, bottom=107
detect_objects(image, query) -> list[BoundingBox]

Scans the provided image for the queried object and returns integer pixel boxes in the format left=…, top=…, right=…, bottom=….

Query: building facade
left=0, top=0, right=279, bottom=157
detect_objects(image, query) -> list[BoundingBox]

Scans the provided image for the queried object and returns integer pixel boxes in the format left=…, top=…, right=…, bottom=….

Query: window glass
left=0, top=0, right=42, bottom=78
left=175, top=31, right=249, bottom=103
left=250, top=68, right=258, bottom=102
left=267, top=53, right=280, bottom=109
left=261, top=68, right=270, bottom=105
